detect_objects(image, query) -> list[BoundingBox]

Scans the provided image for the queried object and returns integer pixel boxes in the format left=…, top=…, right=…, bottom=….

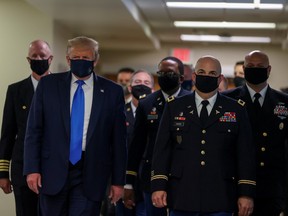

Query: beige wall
left=0, top=0, right=53, bottom=215
left=1, top=0, right=288, bottom=215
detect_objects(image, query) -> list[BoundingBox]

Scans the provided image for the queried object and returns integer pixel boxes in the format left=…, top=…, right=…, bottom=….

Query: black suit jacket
left=151, top=92, right=256, bottom=212
left=24, top=72, right=127, bottom=201
left=0, top=77, right=34, bottom=186
left=125, top=102, right=135, bottom=149
left=126, top=88, right=189, bottom=192
left=223, top=85, right=288, bottom=203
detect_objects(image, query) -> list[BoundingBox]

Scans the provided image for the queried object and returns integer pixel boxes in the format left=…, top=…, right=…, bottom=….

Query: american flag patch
left=219, top=112, right=236, bottom=122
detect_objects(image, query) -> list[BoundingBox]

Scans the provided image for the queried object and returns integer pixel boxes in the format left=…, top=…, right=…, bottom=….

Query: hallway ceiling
left=25, top=0, right=288, bottom=50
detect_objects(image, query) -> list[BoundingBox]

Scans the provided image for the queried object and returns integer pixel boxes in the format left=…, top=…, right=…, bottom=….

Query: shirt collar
left=30, top=75, right=38, bottom=91
left=195, top=91, right=217, bottom=109
left=71, top=73, right=94, bottom=88
left=246, top=83, right=268, bottom=101
left=161, top=87, right=181, bottom=101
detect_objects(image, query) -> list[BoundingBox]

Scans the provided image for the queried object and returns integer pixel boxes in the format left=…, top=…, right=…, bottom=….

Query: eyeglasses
left=156, top=71, right=179, bottom=77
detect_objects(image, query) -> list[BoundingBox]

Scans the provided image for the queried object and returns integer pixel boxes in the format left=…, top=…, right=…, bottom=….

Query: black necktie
left=253, top=93, right=261, bottom=111
left=200, top=100, right=209, bottom=124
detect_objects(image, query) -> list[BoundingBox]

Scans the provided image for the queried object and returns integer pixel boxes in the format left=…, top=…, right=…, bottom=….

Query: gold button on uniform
left=201, top=161, right=205, bottom=166
left=201, top=150, right=205, bottom=155
left=201, top=140, right=206, bottom=144
left=261, top=147, right=266, bottom=152
left=263, top=132, right=267, bottom=137
left=260, top=162, right=265, bottom=166
left=202, top=130, right=206, bottom=134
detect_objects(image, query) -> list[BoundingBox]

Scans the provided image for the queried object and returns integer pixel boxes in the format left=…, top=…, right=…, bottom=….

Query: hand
left=152, top=190, right=167, bottom=208
left=26, top=173, right=41, bottom=194
left=0, top=178, right=12, bottom=194
left=238, top=196, right=254, bottom=216
left=109, top=185, right=124, bottom=205
left=123, top=188, right=135, bottom=209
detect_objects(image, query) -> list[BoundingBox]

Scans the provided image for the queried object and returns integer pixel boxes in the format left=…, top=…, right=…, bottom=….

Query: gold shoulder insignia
left=167, top=96, right=175, bottom=102
left=126, top=170, right=137, bottom=176
left=139, top=94, right=147, bottom=100
left=238, top=99, right=245, bottom=106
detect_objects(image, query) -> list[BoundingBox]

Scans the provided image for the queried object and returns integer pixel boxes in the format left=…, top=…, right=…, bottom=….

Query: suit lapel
left=204, top=93, right=223, bottom=128
left=58, top=72, right=71, bottom=137
left=20, top=77, right=34, bottom=110
left=86, top=74, right=104, bottom=146
left=185, top=93, right=202, bottom=127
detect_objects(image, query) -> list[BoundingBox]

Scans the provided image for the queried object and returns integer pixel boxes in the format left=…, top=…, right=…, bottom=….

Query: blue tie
left=70, top=80, right=85, bottom=165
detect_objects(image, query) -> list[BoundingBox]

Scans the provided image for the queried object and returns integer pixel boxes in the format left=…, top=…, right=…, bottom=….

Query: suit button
left=146, top=160, right=149, bottom=163
left=260, top=162, right=265, bottom=166
left=263, top=132, right=267, bottom=137
left=202, top=130, right=206, bottom=134
left=201, top=161, right=205, bottom=166
left=201, top=140, right=206, bottom=144
left=201, top=150, right=205, bottom=155
left=261, top=147, right=266, bottom=152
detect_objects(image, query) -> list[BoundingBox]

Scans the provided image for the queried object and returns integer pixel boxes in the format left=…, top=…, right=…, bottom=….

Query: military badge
left=279, top=122, right=284, bottom=130
left=176, top=135, right=182, bottom=144
left=219, top=112, right=236, bottom=122
left=274, top=103, right=288, bottom=119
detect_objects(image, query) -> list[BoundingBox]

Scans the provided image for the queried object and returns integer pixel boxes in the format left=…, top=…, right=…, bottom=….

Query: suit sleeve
left=151, top=104, right=172, bottom=192
left=23, top=79, right=44, bottom=176
left=126, top=101, right=148, bottom=185
left=236, top=105, right=256, bottom=198
left=0, top=86, right=17, bottom=178
left=111, top=88, right=127, bottom=185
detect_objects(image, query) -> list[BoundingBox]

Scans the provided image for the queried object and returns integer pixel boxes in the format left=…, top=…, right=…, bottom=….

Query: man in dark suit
left=23, top=36, right=127, bottom=216
left=0, top=40, right=53, bottom=216
left=223, top=50, right=288, bottom=216
left=116, top=69, right=154, bottom=216
left=151, top=55, right=256, bottom=216
left=124, top=57, right=189, bottom=216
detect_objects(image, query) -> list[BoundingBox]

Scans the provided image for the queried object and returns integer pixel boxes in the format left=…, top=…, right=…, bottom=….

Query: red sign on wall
left=171, top=48, right=191, bottom=63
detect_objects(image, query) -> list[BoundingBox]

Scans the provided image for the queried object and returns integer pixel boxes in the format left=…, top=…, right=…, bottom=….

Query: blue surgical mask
left=70, top=59, right=94, bottom=78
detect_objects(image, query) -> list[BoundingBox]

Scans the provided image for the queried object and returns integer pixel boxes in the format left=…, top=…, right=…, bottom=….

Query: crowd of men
left=0, top=36, right=287, bottom=216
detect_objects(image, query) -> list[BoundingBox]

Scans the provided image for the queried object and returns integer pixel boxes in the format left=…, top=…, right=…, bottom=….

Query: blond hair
left=66, top=36, right=99, bottom=58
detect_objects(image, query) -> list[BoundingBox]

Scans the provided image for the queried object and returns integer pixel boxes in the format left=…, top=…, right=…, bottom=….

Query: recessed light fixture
left=180, top=34, right=271, bottom=43
left=166, top=2, right=283, bottom=10
left=174, top=21, right=276, bottom=29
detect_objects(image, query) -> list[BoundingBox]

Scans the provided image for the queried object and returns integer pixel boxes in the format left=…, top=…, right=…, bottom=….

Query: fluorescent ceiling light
left=181, top=34, right=271, bottom=43
left=166, top=2, right=283, bottom=10
left=174, top=21, right=276, bottom=29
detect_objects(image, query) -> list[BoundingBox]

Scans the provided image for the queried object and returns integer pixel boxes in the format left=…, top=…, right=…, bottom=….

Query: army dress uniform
left=223, top=85, right=288, bottom=215
left=151, top=92, right=256, bottom=213
left=126, top=89, right=189, bottom=192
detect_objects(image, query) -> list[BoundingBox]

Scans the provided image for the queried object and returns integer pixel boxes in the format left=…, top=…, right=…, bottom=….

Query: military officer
left=223, top=50, right=288, bottom=216
left=151, top=55, right=256, bottom=216
left=124, top=56, right=190, bottom=216
left=116, top=69, right=154, bottom=216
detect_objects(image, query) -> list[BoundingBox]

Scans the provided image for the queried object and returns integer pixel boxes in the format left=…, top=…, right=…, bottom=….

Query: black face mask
left=131, top=85, right=152, bottom=100
left=233, top=77, right=246, bottom=87
left=181, top=80, right=193, bottom=91
left=70, top=59, right=94, bottom=78
left=30, top=59, right=49, bottom=76
left=158, top=73, right=180, bottom=93
left=195, top=74, right=219, bottom=93
left=244, top=67, right=269, bottom=85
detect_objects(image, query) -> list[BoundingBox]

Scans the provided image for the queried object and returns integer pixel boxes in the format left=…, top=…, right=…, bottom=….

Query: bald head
left=28, top=40, right=52, bottom=59
left=244, top=50, right=269, bottom=68
left=195, top=55, right=222, bottom=76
